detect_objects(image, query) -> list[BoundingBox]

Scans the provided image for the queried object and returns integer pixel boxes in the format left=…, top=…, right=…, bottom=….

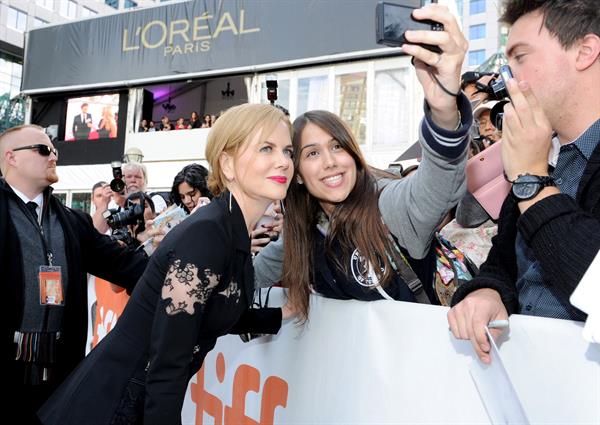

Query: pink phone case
left=466, top=141, right=511, bottom=220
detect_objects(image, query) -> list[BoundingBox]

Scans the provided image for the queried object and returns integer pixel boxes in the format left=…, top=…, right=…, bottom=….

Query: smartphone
left=375, top=1, right=443, bottom=53
left=498, top=64, right=514, bottom=101
left=499, top=65, right=513, bottom=85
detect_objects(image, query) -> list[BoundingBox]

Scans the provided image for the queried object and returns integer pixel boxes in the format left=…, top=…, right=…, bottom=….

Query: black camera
left=476, top=65, right=514, bottom=101
left=376, top=1, right=444, bottom=53
left=103, top=203, right=145, bottom=230
left=102, top=199, right=146, bottom=249
left=490, top=100, right=509, bottom=132
left=266, top=75, right=278, bottom=105
left=110, top=161, right=125, bottom=193
left=107, top=226, right=139, bottom=249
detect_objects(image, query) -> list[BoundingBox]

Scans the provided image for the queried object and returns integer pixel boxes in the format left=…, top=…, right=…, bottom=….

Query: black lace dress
left=38, top=193, right=282, bottom=425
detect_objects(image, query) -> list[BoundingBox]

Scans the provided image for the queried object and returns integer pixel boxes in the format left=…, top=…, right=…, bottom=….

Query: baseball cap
left=473, top=100, right=499, bottom=120
left=461, top=71, right=495, bottom=89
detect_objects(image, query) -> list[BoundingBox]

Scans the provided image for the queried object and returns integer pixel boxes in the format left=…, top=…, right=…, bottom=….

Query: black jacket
left=72, top=113, right=92, bottom=139
left=39, top=193, right=282, bottom=425
left=0, top=179, right=147, bottom=416
left=451, top=140, right=600, bottom=316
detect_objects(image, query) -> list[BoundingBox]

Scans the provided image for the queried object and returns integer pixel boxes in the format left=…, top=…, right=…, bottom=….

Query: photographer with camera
left=473, top=100, right=502, bottom=147
left=91, top=181, right=113, bottom=234
left=125, top=191, right=157, bottom=244
left=103, top=190, right=165, bottom=250
left=111, top=161, right=167, bottom=214
left=461, top=71, right=494, bottom=106
left=448, top=0, right=600, bottom=364
left=100, top=161, right=169, bottom=250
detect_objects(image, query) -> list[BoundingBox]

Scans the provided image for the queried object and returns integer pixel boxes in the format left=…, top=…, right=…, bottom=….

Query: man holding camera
left=121, top=161, right=167, bottom=213
left=0, top=125, right=148, bottom=422
left=448, top=0, right=600, bottom=363
left=473, top=100, right=502, bottom=146
left=102, top=162, right=168, bottom=251
left=91, top=181, right=112, bottom=234
left=461, top=71, right=494, bottom=107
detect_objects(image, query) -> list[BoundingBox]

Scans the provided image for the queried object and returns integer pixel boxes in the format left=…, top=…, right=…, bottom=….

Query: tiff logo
left=191, top=352, right=288, bottom=424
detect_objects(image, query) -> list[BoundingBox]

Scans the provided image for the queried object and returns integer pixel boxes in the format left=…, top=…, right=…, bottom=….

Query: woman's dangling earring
left=229, top=191, right=233, bottom=213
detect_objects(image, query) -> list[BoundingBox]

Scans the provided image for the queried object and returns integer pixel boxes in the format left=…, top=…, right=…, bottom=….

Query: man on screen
left=72, top=103, right=93, bottom=140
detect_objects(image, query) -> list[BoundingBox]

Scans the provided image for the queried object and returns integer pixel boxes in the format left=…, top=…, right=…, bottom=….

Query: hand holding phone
left=376, top=1, right=443, bottom=53
left=499, top=74, right=554, bottom=184
left=383, top=2, right=468, bottom=128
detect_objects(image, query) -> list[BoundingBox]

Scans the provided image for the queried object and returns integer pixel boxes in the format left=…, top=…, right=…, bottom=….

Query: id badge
left=39, top=266, right=64, bottom=306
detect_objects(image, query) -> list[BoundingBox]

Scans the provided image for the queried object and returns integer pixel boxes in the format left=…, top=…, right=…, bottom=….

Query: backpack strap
left=384, top=228, right=431, bottom=304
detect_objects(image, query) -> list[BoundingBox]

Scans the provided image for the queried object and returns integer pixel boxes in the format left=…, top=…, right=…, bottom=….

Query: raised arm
left=379, top=4, right=471, bottom=259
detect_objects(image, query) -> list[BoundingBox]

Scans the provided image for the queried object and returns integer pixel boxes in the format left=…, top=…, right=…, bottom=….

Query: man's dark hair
left=501, top=0, right=600, bottom=49
left=170, top=164, right=212, bottom=210
left=81, top=103, right=88, bottom=108
left=126, top=191, right=155, bottom=214
left=92, top=181, right=107, bottom=193
left=460, top=71, right=494, bottom=90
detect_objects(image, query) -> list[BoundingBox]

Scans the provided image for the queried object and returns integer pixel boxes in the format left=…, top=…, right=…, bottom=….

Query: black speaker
left=142, top=89, right=154, bottom=123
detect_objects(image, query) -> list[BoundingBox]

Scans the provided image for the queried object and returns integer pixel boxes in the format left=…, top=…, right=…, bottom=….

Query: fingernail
left=518, top=80, right=529, bottom=90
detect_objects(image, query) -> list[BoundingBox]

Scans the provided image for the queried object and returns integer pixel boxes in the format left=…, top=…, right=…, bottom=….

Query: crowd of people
left=138, top=111, right=219, bottom=133
left=0, top=0, right=598, bottom=423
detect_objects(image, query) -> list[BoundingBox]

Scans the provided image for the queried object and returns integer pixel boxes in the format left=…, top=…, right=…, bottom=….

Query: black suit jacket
left=72, top=113, right=92, bottom=139
left=0, top=179, right=147, bottom=418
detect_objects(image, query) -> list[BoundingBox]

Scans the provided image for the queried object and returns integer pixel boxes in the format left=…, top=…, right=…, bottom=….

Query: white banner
left=176, top=290, right=600, bottom=424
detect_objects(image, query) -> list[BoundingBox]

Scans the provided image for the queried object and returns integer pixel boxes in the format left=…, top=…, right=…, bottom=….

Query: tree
left=0, top=92, right=25, bottom=133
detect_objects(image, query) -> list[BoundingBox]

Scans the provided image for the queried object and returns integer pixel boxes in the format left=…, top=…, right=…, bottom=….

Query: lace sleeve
left=144, top=215, right=229, bottom=425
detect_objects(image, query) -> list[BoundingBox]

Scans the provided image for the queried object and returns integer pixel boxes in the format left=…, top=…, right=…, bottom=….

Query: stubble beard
left=46, top=168, right=59, bottom=184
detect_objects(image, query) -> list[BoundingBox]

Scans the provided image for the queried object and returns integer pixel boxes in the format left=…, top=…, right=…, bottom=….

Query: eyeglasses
left=12, top=144, right=58, bottom=158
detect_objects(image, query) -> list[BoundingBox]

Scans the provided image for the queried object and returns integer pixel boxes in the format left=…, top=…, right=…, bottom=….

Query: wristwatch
left=509, top=174, right=556, bottom=201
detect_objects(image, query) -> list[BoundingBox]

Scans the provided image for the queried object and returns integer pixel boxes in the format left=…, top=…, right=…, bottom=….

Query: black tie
left=27, top=201, right=39, bottom=222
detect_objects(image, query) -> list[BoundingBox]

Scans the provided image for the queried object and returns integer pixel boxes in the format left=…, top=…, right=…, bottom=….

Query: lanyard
left=17, top=198, right=54, bottom=266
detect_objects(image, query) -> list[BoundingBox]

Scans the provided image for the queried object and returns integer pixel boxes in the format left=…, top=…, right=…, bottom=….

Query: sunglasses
left=13, top=144, right=59, bottom=158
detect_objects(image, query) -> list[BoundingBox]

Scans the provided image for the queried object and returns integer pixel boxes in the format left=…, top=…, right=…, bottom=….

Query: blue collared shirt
left=515, top=119, right=600, bottom=320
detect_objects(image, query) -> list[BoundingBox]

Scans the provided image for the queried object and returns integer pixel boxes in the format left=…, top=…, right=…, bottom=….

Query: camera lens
left=489, top=100, right=509, bottom=132
left=110, top=178, right=125, bottom=193
left=494, top=113, right=504, bottom=131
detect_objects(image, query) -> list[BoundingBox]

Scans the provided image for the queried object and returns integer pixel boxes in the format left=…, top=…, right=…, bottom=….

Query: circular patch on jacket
left=350, top=249, right=385, bottom=287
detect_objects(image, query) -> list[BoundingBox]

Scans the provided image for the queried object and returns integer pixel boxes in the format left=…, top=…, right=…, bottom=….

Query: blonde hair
left=206, top=103, right=292, bottom=196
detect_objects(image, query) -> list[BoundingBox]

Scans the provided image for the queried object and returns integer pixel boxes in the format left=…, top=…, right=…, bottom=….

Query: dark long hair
left=282, top=110, right=400, bottom=321
left=170, top=164, right=212, bottom=213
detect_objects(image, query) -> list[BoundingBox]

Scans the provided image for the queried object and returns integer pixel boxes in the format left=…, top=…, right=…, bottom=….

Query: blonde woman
left=97, top=106, right=117, bottom=138
left=39, top=104, right=296, bottom=425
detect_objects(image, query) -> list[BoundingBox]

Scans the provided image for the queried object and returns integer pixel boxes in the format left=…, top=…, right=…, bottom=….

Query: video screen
left=65, top=94, right=120, bottom=141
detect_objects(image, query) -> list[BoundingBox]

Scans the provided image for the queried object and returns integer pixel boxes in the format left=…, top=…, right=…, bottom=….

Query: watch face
left=512, top=174, right=541, bottom=200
